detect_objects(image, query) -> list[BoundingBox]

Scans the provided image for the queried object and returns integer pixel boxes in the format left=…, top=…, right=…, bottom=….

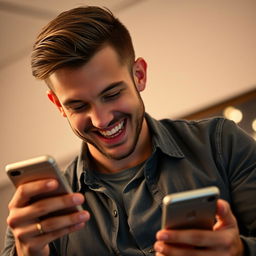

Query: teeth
left=100, top=120, right=124, bottom=138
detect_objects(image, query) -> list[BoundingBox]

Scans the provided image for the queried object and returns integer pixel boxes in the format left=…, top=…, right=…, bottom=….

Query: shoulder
left=157, top=116, right=252, bottom=150
left=160, top=116, right=255, bottom=155
left=160, top=116, right=225, bottom=127
left=158, top=116, right=227, bottom=137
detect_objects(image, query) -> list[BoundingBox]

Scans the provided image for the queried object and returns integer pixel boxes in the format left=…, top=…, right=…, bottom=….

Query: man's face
left=48, top=46, right=148, bottom=161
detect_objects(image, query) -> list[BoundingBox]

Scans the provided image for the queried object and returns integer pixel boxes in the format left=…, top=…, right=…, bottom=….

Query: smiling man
left=2, top=6, right=256, bottom=256
left=47, top=46, right=151, bottom=172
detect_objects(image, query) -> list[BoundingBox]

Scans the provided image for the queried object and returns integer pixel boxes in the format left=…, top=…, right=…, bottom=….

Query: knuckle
left=6, top=215, right=11, bottom=226
left=8, top=201, right=14, bottom=210
left=6, top=215, right=17, bottom=228
left=17, top=185, right=27, bottom=198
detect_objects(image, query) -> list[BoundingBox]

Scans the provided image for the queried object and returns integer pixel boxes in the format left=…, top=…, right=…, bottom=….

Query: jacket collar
left=145, top=113, right=184, bottom=158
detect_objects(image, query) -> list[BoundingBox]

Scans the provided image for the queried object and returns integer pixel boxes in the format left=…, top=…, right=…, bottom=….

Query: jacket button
left=113, top=209, right=118, bottom=217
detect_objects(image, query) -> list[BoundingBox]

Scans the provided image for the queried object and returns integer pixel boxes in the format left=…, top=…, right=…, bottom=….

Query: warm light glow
left=252, top=119, right=256, bottom=132
left=223, top=106, right=243, bottom=123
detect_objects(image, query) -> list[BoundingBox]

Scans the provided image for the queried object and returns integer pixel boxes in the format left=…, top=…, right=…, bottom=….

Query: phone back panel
left=162, top=186, right=219, bottom=230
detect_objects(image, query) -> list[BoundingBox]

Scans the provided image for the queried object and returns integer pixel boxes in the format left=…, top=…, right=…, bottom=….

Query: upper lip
left=98, top=119, right=125, bottom=137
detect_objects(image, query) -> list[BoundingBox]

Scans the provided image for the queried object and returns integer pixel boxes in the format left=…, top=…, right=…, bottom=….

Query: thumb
left=214, top=199, right=237, bottom=231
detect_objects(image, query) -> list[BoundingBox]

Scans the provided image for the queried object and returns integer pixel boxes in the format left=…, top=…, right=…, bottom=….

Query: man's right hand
left=7, top=179, right=90, bottom=256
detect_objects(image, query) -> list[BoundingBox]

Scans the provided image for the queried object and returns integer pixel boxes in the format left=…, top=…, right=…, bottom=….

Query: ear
left=47, top=90, right=67, bottom=117
left=133, top=57, right=147, bottom=92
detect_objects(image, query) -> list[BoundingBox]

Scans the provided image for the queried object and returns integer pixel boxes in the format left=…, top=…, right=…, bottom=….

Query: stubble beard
left=69, top=96, right=145, bottom=161
left=87, top=98, right=145, bottom=161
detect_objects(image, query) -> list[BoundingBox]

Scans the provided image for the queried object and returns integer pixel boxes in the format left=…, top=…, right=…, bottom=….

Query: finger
left=155, top=252, right=164, bottom=256
left=214, top=199, right=237, bottom=230
left=154, top=240, right=217, bottom=256
left=156, top=229, right=214, bottom=248
left=40, top=210, right=90, bottom=234
left=15, top=210, right=90, bottom=241
left=17, top=222, right=85, bottom=255
left=27, top=222, right=86, bottom=251
left=8, top=193, right=85, bottom=226
left=156, top=227, right=240, bottom=251
left=8, top=179, right=58, bottom=208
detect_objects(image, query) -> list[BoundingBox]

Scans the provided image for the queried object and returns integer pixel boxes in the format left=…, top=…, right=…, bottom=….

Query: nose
left=89, top=105, right=113, bottom=129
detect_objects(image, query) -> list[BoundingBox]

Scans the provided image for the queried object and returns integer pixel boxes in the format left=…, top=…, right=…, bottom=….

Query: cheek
left=67, top=114, right=86, bottom=131
left=118, top=92, right=141, bottom=113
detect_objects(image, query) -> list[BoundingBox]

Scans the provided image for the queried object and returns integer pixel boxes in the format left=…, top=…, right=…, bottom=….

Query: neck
left=89, top=118, right=152, bottom=174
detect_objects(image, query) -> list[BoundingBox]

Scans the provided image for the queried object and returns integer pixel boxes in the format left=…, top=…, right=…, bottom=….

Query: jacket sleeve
left=219, top=119, right=256, bottom=255
left=1, top=227, right=17, bottom=256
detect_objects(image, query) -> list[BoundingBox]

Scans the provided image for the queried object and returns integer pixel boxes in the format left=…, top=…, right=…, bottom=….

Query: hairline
left=45, top=45, right=135, bottom=92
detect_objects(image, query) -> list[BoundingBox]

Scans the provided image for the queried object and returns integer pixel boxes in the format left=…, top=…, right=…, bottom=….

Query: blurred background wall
left=1, top=0, right=256, bottom=250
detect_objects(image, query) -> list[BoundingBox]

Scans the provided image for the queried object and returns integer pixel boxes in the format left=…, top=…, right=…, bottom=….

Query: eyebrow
left=99, top=81, right=124, bottom=96
left=62, top=81, right=124, bottom=107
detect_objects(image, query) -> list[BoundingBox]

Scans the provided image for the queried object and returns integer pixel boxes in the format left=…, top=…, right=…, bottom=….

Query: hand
left=7, top=179, right=90, bottom=256
left=154, top=199, right=244, bottom=256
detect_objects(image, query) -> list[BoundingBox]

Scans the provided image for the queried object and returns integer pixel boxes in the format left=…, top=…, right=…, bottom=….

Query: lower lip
left=98, top=120, right=127, bottom=145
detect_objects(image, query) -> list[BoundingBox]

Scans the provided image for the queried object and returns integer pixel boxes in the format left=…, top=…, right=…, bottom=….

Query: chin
left=104, top=145, right=137, bottom=160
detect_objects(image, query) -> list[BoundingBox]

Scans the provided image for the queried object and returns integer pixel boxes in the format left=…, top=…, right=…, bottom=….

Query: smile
left=98, top=120, right=125, bottom=138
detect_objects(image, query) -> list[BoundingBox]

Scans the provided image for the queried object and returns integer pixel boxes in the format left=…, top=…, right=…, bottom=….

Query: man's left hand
left=154, top=199, right=244, bottom=256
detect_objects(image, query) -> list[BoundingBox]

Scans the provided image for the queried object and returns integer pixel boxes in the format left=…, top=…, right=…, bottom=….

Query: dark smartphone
left=161, top=186, right=220, bottom=230
left=5, top=155, right=83, bottom=219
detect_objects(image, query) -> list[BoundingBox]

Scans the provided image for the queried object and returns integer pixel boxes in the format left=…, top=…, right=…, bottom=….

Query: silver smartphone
left=5, top=155, right=83, bottom=219
left=161, top=186, right=220, bottom=230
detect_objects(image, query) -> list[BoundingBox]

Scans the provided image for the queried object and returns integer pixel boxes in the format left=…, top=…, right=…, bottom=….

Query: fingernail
left=78, top=212, right=89, bottom=221
left=158, top=233, right=169, bottom=241
left=46, top=180, right=57, bottom=188
left=72, top=195, right=83, bottom=204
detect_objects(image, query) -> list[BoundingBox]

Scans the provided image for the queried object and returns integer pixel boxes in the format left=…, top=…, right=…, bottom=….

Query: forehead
left=48, top=46, right=132, bottom=99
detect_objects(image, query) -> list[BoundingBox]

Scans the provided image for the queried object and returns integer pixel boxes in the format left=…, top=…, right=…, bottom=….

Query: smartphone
left=161, top=186, right=220, bottom=230
left=5, top=155, right=83, bottom=219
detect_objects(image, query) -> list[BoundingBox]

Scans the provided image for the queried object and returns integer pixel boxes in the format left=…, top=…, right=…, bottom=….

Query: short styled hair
left=31, top=6, right=135, bottom=80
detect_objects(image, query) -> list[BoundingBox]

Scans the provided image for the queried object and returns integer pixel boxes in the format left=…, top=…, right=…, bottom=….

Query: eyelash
left=69, top=90, right=122, bottom=112
left=72, top=105, right=87, bottom=111
left=103, top=91, right=121, bottom=101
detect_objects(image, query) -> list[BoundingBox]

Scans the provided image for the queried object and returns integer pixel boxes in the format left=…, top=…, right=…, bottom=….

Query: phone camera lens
left=207, top=196, right=216, bottom=202
left=10, top=170, right=21, bottom=176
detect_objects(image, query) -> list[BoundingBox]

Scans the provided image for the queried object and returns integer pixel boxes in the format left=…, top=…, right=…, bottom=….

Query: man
left=2, top=6, right=256, bottom=256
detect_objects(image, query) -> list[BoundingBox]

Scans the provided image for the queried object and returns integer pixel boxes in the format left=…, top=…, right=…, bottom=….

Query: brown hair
left=31, top=6, right=135, bottom=80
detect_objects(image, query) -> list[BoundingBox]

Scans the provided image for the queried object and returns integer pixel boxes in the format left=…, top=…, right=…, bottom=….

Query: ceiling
left=0, top=0, right=142, bottom=69
left=0, top=0, right=255, bottom=186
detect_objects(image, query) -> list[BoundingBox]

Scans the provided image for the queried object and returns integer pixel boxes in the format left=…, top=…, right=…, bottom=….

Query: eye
left=103, top=91, right=121, bottom=101
left=73, top=105, right=85, bottom=110
left=70, top=104, right=88, bottom=112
